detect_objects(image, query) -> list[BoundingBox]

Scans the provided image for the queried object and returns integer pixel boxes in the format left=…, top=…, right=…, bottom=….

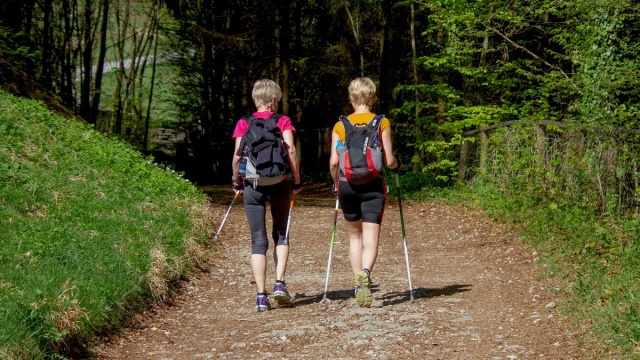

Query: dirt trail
left=91, top=184, right=589, bottom=359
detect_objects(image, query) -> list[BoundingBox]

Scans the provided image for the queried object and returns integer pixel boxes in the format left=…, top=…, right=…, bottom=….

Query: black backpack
left=338, top=114, right=384, bottom=185
left=237, top=113, right=290, bottom=186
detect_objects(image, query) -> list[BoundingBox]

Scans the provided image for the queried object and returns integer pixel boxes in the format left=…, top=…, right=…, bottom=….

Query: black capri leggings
left=243, top=180, right=291, bottom=255
left=338, top=177, right=386, bottom=224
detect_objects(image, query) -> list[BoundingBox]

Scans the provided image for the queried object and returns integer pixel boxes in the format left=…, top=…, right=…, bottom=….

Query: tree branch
left=485, top=24, right=581, bottom=93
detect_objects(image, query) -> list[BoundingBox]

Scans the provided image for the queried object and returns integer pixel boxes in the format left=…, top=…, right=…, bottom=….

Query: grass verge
left=0, top=91, right=213, bottom=359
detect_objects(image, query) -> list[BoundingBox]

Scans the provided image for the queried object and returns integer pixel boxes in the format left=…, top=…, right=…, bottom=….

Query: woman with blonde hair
left=329, top=77, right=400, bottom=307
left=231, top=79, right=302, bottom=311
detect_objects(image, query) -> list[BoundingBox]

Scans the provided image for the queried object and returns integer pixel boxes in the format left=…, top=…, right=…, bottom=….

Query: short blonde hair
left=348, top=77, right=376, bottom=107
left=252, top=79, right=282, bottom=108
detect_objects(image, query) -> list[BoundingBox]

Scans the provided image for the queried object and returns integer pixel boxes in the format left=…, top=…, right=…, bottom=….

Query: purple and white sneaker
left=255, top=294, right=271, bottom=312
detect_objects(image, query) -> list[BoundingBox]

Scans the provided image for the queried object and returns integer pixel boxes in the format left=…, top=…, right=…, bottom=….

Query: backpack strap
left=339, top=115, right=353, bottom=129
left=340, top=114, right=382, bottom=142
left=339, top=115, right=354, bottom=143
left=262, top=113, right=282, bottom=131
left=367, top=114, right=384, bottom=135
left=243, top=114, right=257, bottom=126
left=266, top=112, right=282, bottom=122
left=236, top=115, right=251, bottom=155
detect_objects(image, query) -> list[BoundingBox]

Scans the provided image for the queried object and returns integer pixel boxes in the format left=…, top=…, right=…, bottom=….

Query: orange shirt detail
left=332, top=112, right=391, bottom=143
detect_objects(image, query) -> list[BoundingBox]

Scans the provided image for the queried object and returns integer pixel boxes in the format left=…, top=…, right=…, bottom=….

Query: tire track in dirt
left=91, top=184, right=589, bottom=359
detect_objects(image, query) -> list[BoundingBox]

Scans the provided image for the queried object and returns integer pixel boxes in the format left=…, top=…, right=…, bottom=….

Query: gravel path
left=91, top=184, right=590, bottom=359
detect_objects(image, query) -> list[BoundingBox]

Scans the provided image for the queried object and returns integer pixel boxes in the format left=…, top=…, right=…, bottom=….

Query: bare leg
left=361, top=222, right=381, bottom=272
left=251, top=254, right=267, bottom=293
left=273, top=244, right=289, bottom=281
left=347, top=220, right=364, bottom=275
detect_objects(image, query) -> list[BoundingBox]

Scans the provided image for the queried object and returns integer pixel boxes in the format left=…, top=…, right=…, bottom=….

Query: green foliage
left=0, top=91, right=211, bottom=358
left=426, top=120, right=640, bottom=356
left=395, top=0, right=640, bottom=192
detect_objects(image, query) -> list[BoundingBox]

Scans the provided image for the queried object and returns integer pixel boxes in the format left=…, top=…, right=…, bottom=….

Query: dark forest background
left=3, top=0, right=638, bottom=187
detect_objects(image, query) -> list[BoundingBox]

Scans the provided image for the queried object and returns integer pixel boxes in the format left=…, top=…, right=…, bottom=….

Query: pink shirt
left=232, top=111, right=296, bottom=139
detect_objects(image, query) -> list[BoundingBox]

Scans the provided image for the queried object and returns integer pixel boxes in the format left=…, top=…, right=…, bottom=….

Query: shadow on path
left=379, top=284, right=473, bottom=306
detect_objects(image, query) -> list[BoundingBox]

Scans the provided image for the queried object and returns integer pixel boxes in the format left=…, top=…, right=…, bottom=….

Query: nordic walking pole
left=213, top=192, right=239, bottom=241
left=320, top=197, right=340, bottom=303
left=395, top=171, right=415, bottom=302
left=283, top=193, right=296, bottom=246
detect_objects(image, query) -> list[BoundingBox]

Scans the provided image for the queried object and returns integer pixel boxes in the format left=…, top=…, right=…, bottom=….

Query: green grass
left=0, top=91, right=213, bottom=358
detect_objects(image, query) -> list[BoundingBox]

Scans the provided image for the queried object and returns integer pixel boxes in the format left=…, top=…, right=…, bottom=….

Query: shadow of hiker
left=287, top=285, right=385, bottom=306
left=379, top=284, right=472, bottom=306
left=290, top=289, right=355, bottom=306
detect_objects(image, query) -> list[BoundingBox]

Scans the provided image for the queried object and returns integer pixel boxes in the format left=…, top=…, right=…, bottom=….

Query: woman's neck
left=352, top=104, right=370, bottom=114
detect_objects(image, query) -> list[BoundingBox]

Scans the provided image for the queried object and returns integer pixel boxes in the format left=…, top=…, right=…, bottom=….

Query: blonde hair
left=252, top=79, right=282, bottom=108
left=348, top=77, right=376, bottom=107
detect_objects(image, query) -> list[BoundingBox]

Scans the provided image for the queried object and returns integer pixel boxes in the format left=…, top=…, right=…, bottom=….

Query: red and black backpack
left=338, top=114, right=384, bottom=185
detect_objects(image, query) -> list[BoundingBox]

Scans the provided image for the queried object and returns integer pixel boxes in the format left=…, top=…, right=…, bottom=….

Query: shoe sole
left=355, top=272, right=372, bottom=307
left=273, top=291, right=293, bottom=306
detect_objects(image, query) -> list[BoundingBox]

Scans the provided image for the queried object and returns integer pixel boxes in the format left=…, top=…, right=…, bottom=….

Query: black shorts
left=338, top=177, right=386, bottom=224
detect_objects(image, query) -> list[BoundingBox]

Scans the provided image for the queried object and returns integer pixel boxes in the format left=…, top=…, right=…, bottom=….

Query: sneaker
left=354, top=271, right=372, bottom=307
left=255, top=294, right=271, bottom=312
left=273, top=282, right=292, bottom=305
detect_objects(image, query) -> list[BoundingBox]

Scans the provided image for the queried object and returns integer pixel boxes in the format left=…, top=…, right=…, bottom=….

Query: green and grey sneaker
left=354, top=271, right=372, bottom=307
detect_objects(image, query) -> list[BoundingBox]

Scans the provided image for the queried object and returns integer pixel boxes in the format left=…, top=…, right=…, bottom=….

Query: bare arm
left=329, top=131, right=340, bottom=188
left=282, top=130, right=301, bottom=184
left=380, top=127, right=399, bottom=169
left=231, top=137, right=242, bottom=182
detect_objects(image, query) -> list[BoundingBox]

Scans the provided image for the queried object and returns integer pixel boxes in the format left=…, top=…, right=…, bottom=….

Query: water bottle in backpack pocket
left=238, top=156, right=248, bottom=177
left=369, top=135, right=383, bottom=169
left=336, top=140, right=347, bottom=176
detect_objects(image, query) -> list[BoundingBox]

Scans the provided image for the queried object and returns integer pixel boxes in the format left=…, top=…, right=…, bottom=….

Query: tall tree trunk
left=91, top=0, right=109, bottom=125
left=411, top=0, right=418, bottom=121
left=132, top=4, right=157, bottom=140
left=411, top=0, right=423, bottom=171
left=144, top=7, right=161, bottom=151
left=379, top=0, right=393, bottom=115
left=59, top=0, right=76, bottom=109
left=344, top=1, right=364, bottom=76
left=435, top=28, right=445, bottom=126
left=113, top=0, right=131, bottom=135
left=40, top=0, right=53, bottom=87
left=280, top=1, right=290, bottom=116
left=24, top=0, right=37, bottom=42
left=80, top=0, right=93, bottom=121
left=197, top=0, right=213, bottom=133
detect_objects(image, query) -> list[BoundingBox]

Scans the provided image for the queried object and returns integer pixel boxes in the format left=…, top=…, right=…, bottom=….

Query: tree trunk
left=59, top=0, right=76, bottom=110
left=378, top=0, right=393, bottom=115
left=411, top=0, right=418, bottom=121
left=90, top=0, right=109, bottom=125
left=80, top=0, right=93, bottom=121
left=144, top=8, right=161, bottom=151
left=40, top=0, right=53, bottom=88
left=344, top=1, right=364, bottom=76
left=113, top=0, right=131, bottom=135
left=280, top=1, right=290, bottom=116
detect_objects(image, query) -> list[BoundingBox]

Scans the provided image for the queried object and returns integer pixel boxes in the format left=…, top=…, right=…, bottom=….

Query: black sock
left=363, top=268, right=371, bottom=277
left=276, top=280, right=284, bottom=284
left=257, top=291, right=267, bottom=296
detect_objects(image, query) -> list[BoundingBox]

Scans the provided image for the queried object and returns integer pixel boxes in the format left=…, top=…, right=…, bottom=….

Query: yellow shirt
left=332, top=112, right=391, bottom=142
